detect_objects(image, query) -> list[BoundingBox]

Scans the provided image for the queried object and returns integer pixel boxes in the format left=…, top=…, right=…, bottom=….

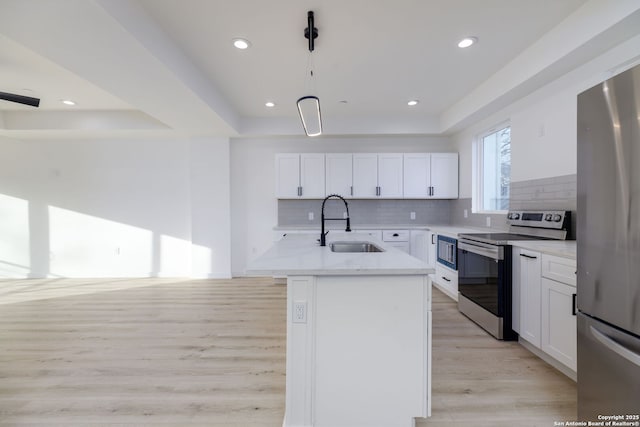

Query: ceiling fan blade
left=0, top=91, right=40, bottom=107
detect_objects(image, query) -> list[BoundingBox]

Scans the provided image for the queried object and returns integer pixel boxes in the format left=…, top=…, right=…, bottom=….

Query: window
left=474, top=124, right=511, bottom=212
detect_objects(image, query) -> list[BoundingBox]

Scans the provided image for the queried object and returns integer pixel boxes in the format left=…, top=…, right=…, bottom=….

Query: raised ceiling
left=0, top=0, right=639, bottom=139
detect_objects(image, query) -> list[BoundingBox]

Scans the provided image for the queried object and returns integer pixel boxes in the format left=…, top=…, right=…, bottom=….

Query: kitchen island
left=249, top=232, right=434, bottom=427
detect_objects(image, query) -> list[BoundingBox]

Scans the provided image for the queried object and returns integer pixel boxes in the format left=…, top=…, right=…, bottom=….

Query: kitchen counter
left=274, top=224, right=494, bottom=235
left=273, top=224, right=432, bottom=231
left=249, top=232, right=433, bottom=276
left=508, top=240, right=576, bottom=259
left=425, top=225, right=491, bottom=238
left=248, top=231, right=432, bottom=426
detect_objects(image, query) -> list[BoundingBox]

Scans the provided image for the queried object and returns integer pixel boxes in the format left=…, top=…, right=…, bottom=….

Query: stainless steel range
left=457, top=210, right=570, bottom=340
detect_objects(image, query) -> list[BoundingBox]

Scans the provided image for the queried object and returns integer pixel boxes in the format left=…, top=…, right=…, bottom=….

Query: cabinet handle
left=430, top=186, right=435, bottom=196
left=572, top=293, right=577, bottom=316
left=441, top=276, right=451, bottom=282
left=519, top=253, right=537, bottom=259
left=350, top=186, right=353, bottom=196
left=297, top=186, right=302, bottom=197
left=393, top=233, right=399, bottom=237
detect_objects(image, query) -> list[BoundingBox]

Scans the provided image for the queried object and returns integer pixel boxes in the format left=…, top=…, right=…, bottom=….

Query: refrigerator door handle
left=590, top=325, right=640, bottom=367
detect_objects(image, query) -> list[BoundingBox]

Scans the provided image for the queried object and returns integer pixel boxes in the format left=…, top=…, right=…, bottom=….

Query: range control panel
left=506, top=210, right=570, bottom=230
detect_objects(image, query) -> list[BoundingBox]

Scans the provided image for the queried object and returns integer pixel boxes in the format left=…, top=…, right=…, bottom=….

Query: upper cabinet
left=275, top=152, right=457, bottom=199
left=353, top=153, right=403, bottom=198
left=403, top=153, right=458, bottom=199
left=325, top=153, right=353, bottom=197
left=275, top=153, right=325, bottom=199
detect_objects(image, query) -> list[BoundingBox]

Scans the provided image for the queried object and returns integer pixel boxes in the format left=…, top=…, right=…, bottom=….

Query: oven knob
left=511, top=213, right=520, bottom=220
left=545, top=214, right=553, bottom=221
left=553, top=214, right=562, bottom=222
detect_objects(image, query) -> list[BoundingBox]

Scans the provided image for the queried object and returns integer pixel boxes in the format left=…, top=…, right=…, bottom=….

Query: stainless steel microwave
left=437, top=235, right=457, bottom=270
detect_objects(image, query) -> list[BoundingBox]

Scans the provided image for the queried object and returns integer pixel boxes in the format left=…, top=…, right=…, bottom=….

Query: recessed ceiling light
left=233, top=38, right=251, bottom=49
left=61, top=99, right=76, bottom=106
left=407, top=100, right=419, bottom=106
left=458, top=37, right=478, bottom=48
left=265, top=101, right=275, bottom=108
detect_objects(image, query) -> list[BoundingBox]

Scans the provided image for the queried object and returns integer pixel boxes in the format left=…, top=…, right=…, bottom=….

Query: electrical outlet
left=486, top=216, right=491, bottom=227
left=410, top=212, right=416, bottom=220
left=464, top=209, right=468, bottom=218
left=308, top=212, right=314, bottom=221
left=293, top=301, right=307, bottom=323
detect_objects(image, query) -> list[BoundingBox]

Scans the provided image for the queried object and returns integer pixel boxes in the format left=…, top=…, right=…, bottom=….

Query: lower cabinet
left=513, top=247, right=577, bottom=375
left=433, top=263, right=458, bottom=301
left=513, top=248, right=542, bottom=347
left=541, top=277, right=577, bottom=371
left=382, top=229, right=411, bottom=254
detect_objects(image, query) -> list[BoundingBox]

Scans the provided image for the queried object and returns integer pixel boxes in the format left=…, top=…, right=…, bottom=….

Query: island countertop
left=247, top=232, right=434, bottom=276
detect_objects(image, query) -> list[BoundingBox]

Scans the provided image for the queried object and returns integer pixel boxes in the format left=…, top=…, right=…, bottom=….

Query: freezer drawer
left=577, top=313, right=640, bottom=421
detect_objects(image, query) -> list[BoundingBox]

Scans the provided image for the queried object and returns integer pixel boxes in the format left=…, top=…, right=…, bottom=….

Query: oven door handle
left=458, top=241, right=503, bottom=260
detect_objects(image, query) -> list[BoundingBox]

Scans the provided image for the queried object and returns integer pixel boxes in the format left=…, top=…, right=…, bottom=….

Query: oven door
left=457, top=239, right=506, bottom=317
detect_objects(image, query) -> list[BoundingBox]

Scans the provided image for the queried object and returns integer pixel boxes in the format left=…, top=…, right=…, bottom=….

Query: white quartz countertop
left=248, top=232, right=435, bottom=276
left=273, top=224, right=432, bottom=231
left=508, top=240, right=577, bottom=259
left=274, top=224, right=492, bottom=236
left=425, top=225, right=490, bottom=238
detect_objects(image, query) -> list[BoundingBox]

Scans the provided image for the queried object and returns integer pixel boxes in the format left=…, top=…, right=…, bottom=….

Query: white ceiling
left=0, top=0, right=639, bottom=139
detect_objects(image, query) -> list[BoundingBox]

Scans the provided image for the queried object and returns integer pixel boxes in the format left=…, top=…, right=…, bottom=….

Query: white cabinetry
left=427, top=231, right=437, bottom=269
left=540, top=254, right=577, bottom=371
left=382, top=229, right=410, bottom=253
left=353, top=153, right=403, bottom=198
left=275, top=153, right=325, bottom=199
left=403, top=153, right=458, bottom=199
left=325, top=153, right=353, bottom=197
left=434, top=263, right=458, bottom=301
left=513, top=248, right=542, bottom=347
left=410, top=230, right=428, bottom=263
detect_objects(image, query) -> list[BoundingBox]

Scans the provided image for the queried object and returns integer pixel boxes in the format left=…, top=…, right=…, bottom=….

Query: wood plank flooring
left=0, top=278, right=575, bottom=426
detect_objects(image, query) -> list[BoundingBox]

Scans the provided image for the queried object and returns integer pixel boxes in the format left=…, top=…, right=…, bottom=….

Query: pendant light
left=297, top=11, right=322, bottom=137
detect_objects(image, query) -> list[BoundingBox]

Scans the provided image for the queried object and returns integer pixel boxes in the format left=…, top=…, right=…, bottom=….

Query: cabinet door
left=325, top=153, right=353, bottom=197
left=352, top=153, right=378, bottom=198
left=403, top=153, right=430, bottom=198
left=517, top=249, right=542, bottom=348
left=410, top=230, right=428, bottom=263
left=275, top=153, right=301, bottom=198
left=300, top=153, right=325, bottom=198
left=429, top=153, right=458, bottom=199
left=387, top=241, right=411, bottom=254
left=541, top=278, right=577, bottom=371
left=427, top=232, right=437, bottom=269
left=378, top=153, right=403, bottom=198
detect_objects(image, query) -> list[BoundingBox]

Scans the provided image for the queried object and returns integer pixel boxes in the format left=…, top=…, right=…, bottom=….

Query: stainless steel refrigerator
left=577, top=64, right=640, bottom=420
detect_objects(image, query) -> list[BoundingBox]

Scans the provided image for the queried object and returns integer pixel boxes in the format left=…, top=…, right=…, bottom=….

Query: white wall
left=0, top=135, right=231, bottom=278
left=189, top=137, right=232, bottom=278
left=229, top=135, right=453, bottom=276
left=452, top=34, right=640, bottom=198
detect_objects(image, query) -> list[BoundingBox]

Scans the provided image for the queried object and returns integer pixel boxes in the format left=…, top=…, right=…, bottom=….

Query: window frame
left=472, top=121, right=511, bottom=214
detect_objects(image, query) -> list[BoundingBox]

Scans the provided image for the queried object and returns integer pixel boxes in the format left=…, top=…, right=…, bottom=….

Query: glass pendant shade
left=297, top=95, right=322, bottom=137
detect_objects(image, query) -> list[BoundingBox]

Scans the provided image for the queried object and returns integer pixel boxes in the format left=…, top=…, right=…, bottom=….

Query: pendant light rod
left=304, top=11, right=318, bottom=52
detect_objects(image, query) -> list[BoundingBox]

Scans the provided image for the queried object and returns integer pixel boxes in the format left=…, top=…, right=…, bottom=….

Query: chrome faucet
left=320, top=194, right=351, bottom=246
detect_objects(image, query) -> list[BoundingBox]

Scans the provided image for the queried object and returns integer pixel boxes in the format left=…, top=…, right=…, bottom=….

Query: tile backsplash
left=278, top=174, right=577, bottom=238
left=278, top=199, right=451, bottom=227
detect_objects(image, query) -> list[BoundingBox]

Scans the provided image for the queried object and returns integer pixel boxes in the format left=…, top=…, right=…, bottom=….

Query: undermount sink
left=329, top=241, right=384, bottom=253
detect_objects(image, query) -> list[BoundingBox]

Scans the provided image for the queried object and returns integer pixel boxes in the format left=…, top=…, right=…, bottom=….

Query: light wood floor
left=0, top=277, right=576, bottom=426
